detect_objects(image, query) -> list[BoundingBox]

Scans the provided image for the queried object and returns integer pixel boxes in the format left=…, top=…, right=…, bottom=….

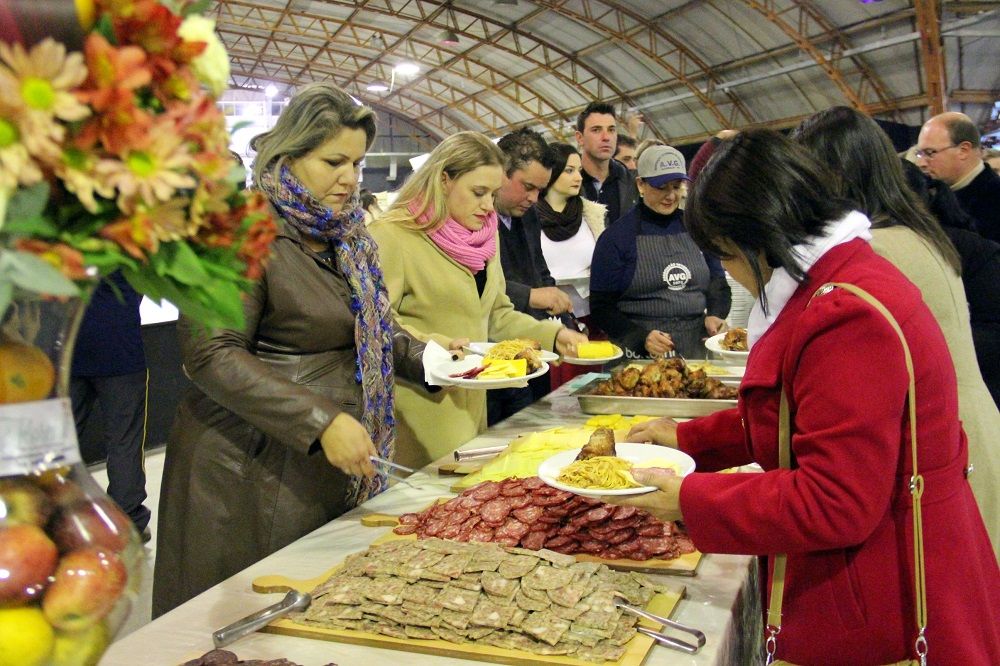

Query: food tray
left=572, top=377, right=737, bottom=417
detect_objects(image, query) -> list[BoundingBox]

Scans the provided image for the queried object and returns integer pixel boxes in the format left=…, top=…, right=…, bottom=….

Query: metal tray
left=572, top=377, right=738, bottom=417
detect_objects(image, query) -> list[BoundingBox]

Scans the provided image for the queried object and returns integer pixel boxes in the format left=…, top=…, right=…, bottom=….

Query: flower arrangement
left=0, top=0, right=277, bottom=329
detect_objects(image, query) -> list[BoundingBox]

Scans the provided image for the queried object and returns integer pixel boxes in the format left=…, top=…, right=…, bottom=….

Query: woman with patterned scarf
left=153, top=83, right=434, bottom=617
left=371, top=132, right=588, bottom=470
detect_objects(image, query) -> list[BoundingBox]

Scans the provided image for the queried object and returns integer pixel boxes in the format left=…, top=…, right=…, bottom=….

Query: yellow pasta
left=485, top=339, right=540, bottom=361
left=557, top=456, right=639, bottom=490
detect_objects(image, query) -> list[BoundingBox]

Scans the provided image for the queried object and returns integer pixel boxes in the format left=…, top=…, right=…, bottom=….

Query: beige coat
left=871, top=226, right=1000, bottom=552
left=371, top=220, right=563, bottom=469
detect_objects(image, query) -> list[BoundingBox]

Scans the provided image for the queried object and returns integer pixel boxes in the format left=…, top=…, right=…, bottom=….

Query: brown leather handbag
left=766, top=283, right=927, bottom=666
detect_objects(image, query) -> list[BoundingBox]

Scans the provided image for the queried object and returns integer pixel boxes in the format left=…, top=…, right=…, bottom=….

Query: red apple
left=32, top=469, right=86, bottom=508
left=0, top=478, right=54, bottom=527
left=50, top=499, right=134, bottom=553
left=42, top=548, right=127, bottom=632
left=0, top=524, right=59, bottom=603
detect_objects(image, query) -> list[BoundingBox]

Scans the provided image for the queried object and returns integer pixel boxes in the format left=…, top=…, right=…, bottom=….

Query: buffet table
left=101, top=377, right=762, bottom=666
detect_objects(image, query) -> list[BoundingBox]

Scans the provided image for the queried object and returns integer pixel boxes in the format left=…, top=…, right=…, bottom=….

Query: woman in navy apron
left=590, top=145, right=731, bottom=358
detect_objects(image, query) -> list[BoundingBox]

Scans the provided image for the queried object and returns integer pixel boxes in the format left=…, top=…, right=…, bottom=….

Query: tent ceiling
left=214, top=0, right=1000, bottom=148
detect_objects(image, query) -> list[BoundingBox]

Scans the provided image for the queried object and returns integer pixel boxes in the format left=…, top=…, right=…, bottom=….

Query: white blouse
left=540, top=224, right=597, bottom=317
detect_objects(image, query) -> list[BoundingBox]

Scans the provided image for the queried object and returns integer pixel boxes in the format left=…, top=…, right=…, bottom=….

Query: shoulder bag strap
left=765, top=283, right=927, bottom=665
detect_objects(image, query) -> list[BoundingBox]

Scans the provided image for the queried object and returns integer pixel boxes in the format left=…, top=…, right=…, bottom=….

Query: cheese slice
left=577, top=341, right=617, bottom=359
left=478, top=358, right=527, bottom=379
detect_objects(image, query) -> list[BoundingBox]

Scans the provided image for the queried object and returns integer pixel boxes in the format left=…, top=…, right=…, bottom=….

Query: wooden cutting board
left=252, top=570, right=684, bottom=666
left=360, top=510, right=702, bottom=576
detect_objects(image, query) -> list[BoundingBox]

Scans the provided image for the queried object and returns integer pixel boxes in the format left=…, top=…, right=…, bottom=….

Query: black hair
left=496, top=127, right=554, bottom=176
left=792, top=106, right=960, bottom=273
left=616, top=133, right=637, bottom=149
left=543, top=142, right=580, bottom=191
left=575, top=102, right=617, bottom=132
left=359, top=189, right=377, bottom=211
left=685, top=129, right=853, bottom=313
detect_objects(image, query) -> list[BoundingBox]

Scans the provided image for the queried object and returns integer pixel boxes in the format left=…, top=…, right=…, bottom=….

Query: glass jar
left=0, top=291, right=144, bottom=666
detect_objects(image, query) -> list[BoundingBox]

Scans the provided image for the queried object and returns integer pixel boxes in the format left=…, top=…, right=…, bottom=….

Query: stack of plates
left=725, top=272, right=754, bottom=330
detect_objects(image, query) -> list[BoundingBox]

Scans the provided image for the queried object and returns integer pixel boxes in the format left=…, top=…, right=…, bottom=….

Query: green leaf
left=0, top=250, right=80, bottom=296
left=182, top=0, right=213, bottom=17
left=5, top=183, right=50, bottom=222
left=162, top=241, right=211, bottom=285
left=2, top=215, right=60, bottom=238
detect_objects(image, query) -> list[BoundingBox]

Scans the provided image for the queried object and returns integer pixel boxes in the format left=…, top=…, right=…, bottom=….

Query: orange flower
left=99, top=213, right=158, bottom=260
left=15, top=239, right=89, bottom=280
left=77, top=33, right=151, bottom=112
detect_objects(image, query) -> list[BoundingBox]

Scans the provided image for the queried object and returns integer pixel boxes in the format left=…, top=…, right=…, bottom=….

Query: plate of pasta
left=537, top=443, right=696, bottom=497
left=466, top=340, right=559, bottom=363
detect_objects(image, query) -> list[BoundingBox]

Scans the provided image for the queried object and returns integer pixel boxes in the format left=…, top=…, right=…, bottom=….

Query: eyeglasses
left=915, top=144, right=960, bottom=160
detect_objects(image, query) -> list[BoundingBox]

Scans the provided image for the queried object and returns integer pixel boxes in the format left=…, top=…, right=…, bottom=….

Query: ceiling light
left=394, top=62, right=420, bottom=76
left=438, top=28, right=460, bottom=45
left=367, top=82, right=389, bottom=92
left=264, top=84, right=278, bottom=97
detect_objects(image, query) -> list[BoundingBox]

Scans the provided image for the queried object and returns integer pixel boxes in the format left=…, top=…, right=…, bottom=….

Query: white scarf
left=747, top=210, right=872, bottom=347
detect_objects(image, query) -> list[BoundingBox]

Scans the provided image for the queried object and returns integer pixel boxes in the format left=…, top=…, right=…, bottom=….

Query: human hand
left=448, top=337, right=469, bottom=360
left=319, top=413, right=376, bottom=478
left=600, top=468, right=684, bottom=522
left=645, top=329, right=674, bottom=355
left=704, top=316, right=727, bottom=336
left=628, top=417, right=680, bottom=447
left=529, top=287, right=573, bottom=315
left=555, top=328, right=588, bottom=357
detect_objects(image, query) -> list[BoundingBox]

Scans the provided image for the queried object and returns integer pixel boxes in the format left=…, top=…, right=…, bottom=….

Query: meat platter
left=361, top=477, right=702, bottom=575
left=251, top=539, right=685, bottom=666
left=572, top=377, right=737, bottom=418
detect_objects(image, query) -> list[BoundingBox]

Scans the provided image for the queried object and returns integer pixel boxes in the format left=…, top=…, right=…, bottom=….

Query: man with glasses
left=917, top=112, right=1000, bottom=242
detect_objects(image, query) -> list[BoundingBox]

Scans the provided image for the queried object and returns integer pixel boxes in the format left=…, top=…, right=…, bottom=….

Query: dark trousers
left=71, top=371, right=151, bottom=531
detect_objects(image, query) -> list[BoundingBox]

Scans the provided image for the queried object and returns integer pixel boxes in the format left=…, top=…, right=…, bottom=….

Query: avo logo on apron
left=662, top=262, right=692, bottom=290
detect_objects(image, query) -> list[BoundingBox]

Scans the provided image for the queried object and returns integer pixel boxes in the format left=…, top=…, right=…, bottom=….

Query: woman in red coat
left=614, top=130, right=999, bottom=665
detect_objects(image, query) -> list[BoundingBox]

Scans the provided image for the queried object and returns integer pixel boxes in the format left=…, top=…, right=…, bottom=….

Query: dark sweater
left=72, top=271, right=146, bottom=377
left=581, top=158, right=639, bottom=228
left=954, top=165, right=1000, bottom=243
left=497, top=212, right=555, bottom=320
left=590, top=203, right=730, bottom=354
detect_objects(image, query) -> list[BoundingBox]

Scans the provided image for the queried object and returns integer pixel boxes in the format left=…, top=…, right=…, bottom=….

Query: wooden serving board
left=252, top=570, right=684, bottom=666
left=360, top=510, right=702, bottom=576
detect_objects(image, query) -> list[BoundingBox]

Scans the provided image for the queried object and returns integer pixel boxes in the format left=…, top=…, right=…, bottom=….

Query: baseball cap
left=637, top=145, right=689, bottom=187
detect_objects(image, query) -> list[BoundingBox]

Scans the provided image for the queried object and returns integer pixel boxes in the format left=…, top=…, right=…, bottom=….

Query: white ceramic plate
left=561, top=344, right=624, bottom=366
left=429, top=355, right=549, bottom=389
left=537, top=443, right=696, bottom=497
left=465, top=342, right=559, bottom=364
left=704, top=332, right=750, bottom=362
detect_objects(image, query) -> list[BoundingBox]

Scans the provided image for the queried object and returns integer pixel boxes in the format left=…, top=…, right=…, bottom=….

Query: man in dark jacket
left=491, top=128, right=573, bottom=423
left=917, top=112, right=1000, bottom=243
left=576, top=101, right=639, bottom=226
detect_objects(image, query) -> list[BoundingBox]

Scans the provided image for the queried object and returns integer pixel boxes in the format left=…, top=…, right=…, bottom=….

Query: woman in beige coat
left=794, top=106, right=1000, bottom=552
left=371, top=132, right=588, bottom=469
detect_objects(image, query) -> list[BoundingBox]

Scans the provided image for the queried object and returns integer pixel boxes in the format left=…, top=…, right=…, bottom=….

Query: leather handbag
left=766, top=283, right=927, bottom=666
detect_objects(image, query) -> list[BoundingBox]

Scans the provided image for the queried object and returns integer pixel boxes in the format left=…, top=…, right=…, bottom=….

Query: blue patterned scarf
left=259, top=166, right=395, bottom=507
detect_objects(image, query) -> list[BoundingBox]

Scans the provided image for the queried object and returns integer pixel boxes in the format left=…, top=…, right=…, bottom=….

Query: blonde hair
left=250, top=82, right=376, bottom=188
left=379, top=132, right=505, bottom=232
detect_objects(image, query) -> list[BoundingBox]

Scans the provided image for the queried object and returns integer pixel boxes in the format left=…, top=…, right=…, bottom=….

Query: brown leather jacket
left=152, top=221, right=427, bottom=617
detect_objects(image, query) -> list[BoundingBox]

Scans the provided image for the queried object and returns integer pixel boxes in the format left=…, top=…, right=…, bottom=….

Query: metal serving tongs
left=212, top=589, right=311, bottom=648
left=614, top=593, right=706, bottom=655
left=370, top=455, right=422, bottom=490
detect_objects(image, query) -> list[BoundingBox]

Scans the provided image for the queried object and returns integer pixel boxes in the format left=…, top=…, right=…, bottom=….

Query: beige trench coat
left=872, top=226, right=1000, bottom=553
left=370, top=220, right=563, bottom=469
left=152, top=222, right=427, bottom=617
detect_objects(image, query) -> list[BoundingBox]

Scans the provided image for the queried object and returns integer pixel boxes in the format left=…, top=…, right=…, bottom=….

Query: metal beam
left=916, top=0, right=949, bottom=115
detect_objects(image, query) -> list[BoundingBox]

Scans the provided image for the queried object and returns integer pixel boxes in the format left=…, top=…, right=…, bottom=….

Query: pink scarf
left=412, top=202, right=498, bottom=272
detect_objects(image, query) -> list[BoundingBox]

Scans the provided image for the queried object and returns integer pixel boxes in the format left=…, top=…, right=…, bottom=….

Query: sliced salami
left=480, top=498, right=512, bottom=525
left=506, top=494, right=533, bottom=510
left=582, top=506, right=613, bottom=523
left=393, top=524, right=418, bottom=535
left=612, top=505, right=638, bottom=520
left=521, top=477, right=546, bottom=490
left=398, top=513, right=420, bottom=525
left=521, top=531, right=547, bottom=550
left=496, top=518, right=530, bottom=540
left=500, top=484, right=527, bottom=497
left=511, top=506, right=543, bottom=524
left=469, top=481, right=502, bottom=501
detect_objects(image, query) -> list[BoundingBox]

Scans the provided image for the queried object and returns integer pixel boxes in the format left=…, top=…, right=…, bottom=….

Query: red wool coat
left=677, top=240, right=1000, bottom=665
